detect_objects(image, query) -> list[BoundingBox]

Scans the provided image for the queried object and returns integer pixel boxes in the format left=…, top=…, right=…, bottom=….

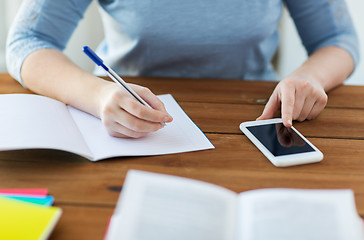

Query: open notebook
left=0, top=94, right=214, bottom=161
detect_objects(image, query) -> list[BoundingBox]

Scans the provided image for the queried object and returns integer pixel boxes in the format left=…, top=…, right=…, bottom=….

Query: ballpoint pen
left=83, top=46, right=152, bottom=108
left=83, top=46, right=166, bottom=125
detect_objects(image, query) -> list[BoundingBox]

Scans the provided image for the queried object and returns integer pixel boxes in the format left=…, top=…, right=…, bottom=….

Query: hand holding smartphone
left=240, top=118, right=323, bottom=167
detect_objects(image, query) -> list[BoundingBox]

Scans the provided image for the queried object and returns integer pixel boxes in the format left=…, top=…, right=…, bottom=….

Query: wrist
left=95, top=80, right=116, bottom=119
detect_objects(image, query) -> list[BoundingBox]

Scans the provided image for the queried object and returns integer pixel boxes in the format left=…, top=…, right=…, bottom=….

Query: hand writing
left=98, top=82, right=173, bottom=138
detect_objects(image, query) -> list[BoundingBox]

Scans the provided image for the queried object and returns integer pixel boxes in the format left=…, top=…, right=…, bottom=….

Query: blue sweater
left=6, top=0, right=359, bottom=84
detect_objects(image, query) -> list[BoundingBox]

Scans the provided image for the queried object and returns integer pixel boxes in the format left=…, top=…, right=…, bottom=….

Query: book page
left=235, top=189, right=364, bottom=240
left=67, top=94, right=214, bottom=161
left=0, top=94, right=92, bottom=158
left=106, top=170, right=237, bottom=240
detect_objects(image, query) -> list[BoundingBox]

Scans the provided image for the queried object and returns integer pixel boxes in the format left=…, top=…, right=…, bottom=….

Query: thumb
left=257, top=93, right=280, bottom=120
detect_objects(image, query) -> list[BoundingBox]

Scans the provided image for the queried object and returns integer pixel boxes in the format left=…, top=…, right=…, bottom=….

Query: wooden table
left=1, top=73, right=364, bottom=239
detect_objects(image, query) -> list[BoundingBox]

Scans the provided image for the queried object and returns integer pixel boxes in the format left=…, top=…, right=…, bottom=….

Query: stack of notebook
left=0, top=189, right=62, bottom=240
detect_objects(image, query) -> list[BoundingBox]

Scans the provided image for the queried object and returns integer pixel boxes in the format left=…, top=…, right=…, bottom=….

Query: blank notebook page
left=68, top=94, right=214, bottom=160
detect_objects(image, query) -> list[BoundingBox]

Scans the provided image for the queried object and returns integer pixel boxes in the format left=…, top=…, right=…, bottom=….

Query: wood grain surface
left=1, top=73, right=363, bottom=240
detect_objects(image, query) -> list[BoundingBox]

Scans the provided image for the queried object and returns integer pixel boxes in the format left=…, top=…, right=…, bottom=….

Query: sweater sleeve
left=6, top=0, right=93, bottom=86
left=284, top=0, right=359, bottom=67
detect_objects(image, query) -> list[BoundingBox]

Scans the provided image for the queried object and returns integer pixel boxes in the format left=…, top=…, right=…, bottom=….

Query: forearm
left=21, top=48, right=109, bottom=118
left=289, top=46, right=355, bottom=92
left=21, top=48, right=172, bottom=138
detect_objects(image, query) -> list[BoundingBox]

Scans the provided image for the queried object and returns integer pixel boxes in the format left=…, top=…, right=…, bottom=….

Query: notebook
left=0, top=94, right=214, bottom=161
left=0, top=197, right=62, bottom=240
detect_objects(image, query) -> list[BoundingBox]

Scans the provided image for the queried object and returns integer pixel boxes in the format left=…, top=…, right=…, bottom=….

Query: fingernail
left=164, top=115, right=173, bottom=122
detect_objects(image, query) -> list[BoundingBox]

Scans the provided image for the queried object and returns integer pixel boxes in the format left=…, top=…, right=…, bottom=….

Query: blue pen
left=83, top=46, right=153, bottom=108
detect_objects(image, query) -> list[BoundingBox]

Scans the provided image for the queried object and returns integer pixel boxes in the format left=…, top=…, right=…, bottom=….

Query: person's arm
left=258, top=0, right=359, bottom=127
left=6, top=0, right=172, bottom=138
left=22, top=49, right=172, bottom=138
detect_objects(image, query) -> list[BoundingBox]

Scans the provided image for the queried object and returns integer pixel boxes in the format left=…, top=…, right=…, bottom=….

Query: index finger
left=121, top=98, right=171, bottom=123
left=132, top=85, right=172, bottom=117
left=280, top=85, right=295, bottom=128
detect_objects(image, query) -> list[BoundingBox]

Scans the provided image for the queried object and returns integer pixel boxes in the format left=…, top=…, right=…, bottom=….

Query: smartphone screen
left=246, top=123, right=315, bottom=157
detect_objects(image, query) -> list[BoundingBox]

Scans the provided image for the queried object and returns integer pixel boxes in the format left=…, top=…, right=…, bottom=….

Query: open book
left=0, top=94, right=214, bottom=161
left=106, top=170, right=364, bottom=240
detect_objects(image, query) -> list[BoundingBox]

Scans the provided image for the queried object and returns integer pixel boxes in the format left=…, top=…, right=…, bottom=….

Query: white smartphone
left=239, top=118, right=323, bottom=167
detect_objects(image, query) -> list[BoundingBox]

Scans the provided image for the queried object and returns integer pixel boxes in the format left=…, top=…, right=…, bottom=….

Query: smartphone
left=239, top=118, right=323, bottom=167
